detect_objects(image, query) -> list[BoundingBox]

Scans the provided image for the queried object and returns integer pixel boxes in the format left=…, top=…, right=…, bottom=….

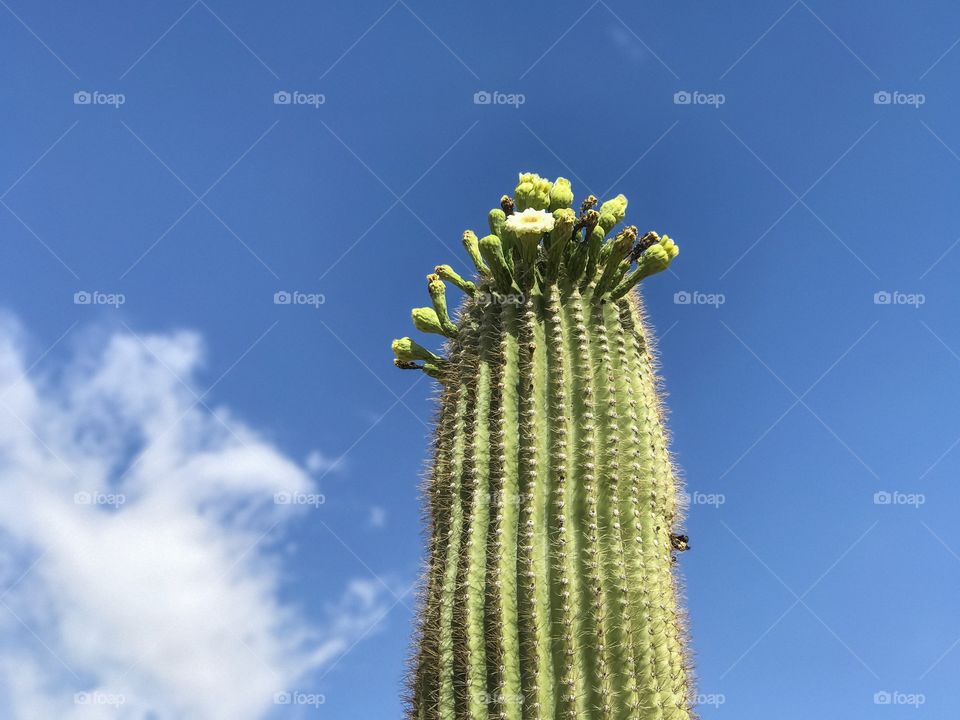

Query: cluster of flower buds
left=392, top=172, right=679, bottom=378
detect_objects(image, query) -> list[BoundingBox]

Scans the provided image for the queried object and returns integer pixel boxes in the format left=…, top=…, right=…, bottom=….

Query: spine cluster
left=394, top=173, right=690, bottom=720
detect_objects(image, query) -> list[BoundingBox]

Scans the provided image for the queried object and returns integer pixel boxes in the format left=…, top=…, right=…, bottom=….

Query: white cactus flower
left=505, top=208, right=555, bottom=236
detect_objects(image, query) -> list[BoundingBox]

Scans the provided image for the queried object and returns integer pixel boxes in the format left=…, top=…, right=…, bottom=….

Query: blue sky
left=0, top=1, right=958, bottom=717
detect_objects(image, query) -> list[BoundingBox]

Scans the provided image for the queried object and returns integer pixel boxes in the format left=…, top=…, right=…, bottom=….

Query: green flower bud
left=462, top=230, right=490, bottom=276
left=514, top=172, right=553, bottom=212
left=545, top=208, right=576, bottom=284
left=412, top=307, right=445, bottom=335
left=598, top=212, right=619, bottom=233
left=660, top=234, right=679, bottom=260
left=610, top=236, right=680, bottom=300
left=392, top=337, right=442, bottom=364
left=478, top=234, right=515, bottom=292
left=596, top=226, right=637, bottom=295
left=427, top=274, right=458, bottom=337
left=599, top=194, right=628, bottom=223
left=489, top=208, right=506, bottom=237
left=548, top=177, right=574, bottom=211
left=550, top=207, right=576, bottom=243
left=435, top=264, right=476, bottom=296
left=637, top=243, right=671, bottom=276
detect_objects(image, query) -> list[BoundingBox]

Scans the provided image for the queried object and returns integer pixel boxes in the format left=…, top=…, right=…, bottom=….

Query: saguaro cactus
left=393, top=173, right=690, bottom=720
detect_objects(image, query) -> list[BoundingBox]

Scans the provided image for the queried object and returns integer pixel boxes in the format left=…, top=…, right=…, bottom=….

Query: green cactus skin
left=395, top=173, right=690, bottom=720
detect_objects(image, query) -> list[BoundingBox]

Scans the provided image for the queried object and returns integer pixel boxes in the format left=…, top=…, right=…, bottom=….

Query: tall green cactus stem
left=396, top=173, right=690, bottom=720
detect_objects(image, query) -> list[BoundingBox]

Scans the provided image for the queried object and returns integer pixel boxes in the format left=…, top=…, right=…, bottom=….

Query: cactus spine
left=395, top=173, right=690, bottom=719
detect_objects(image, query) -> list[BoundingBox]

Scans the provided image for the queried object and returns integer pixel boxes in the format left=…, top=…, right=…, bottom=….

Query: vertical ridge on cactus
left=395, top=173, right=690, bottom=719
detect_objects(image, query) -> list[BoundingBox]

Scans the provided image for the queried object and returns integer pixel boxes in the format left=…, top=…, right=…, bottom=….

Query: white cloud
left=0, top=315, right=389, bottom=719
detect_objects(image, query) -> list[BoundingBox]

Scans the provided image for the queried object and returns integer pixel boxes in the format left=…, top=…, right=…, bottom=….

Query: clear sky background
left=0, top=1, right=957, bottom=718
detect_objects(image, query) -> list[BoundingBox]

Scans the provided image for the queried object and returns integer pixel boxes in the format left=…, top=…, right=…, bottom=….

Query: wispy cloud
left=605, top=23, right=647, bottom=64
left=0, top=315, right=388, bottom=719
left=305, top=449, right=345, bottom=475
left=368, top=506, right=387, bottom=529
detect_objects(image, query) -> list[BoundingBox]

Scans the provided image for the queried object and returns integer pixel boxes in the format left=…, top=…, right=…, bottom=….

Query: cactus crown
left=393, top=173, right=679, bottom=378
left=394, top=173, right=691, bottom=720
